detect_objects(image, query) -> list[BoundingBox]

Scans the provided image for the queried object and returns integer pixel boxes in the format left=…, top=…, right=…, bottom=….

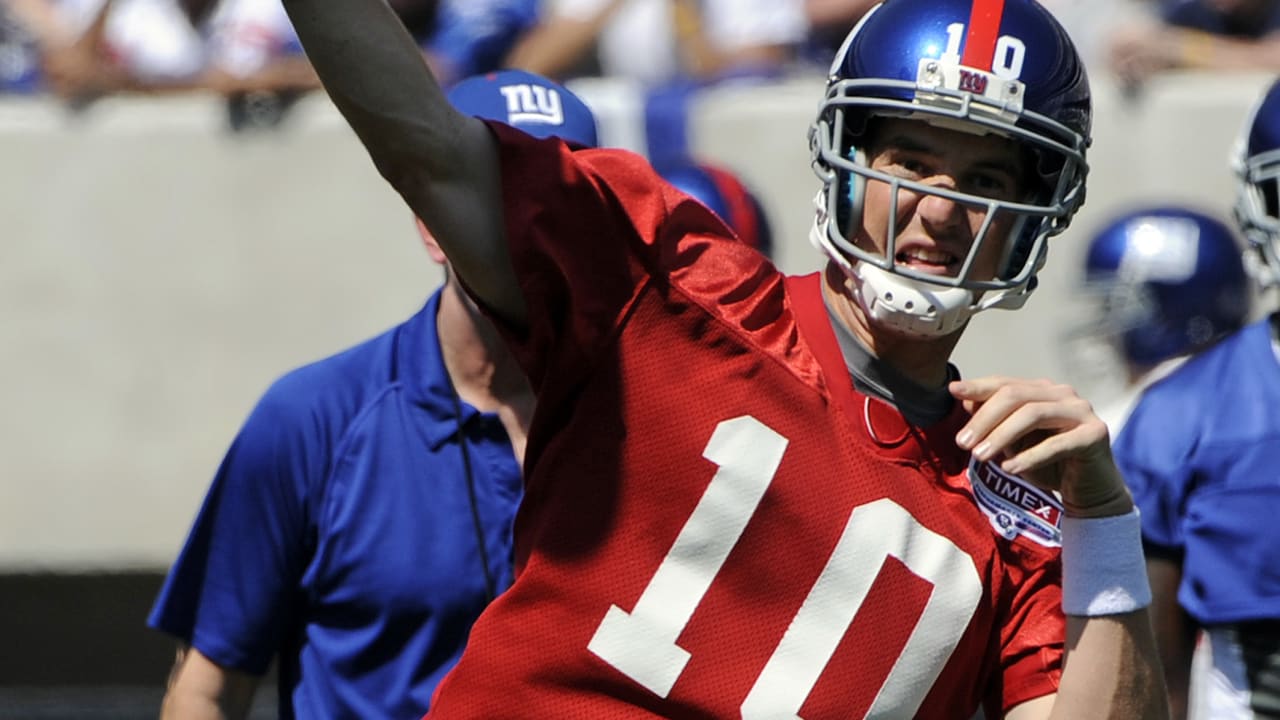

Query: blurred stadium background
left=2, top=70, right=1274, bottom=716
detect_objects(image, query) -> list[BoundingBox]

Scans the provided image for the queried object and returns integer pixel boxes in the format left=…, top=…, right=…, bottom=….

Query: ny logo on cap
left=499, top=84, right=564, bottom=126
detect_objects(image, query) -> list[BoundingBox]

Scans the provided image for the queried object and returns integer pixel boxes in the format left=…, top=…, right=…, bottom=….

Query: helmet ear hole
left=1236, top=78, right=1280, bottom=287
left=999, top=220, right=1034, bottom=280
left=1263, top=177, right=1280, bottom=218
left=836, top=145, right=867, bottom=240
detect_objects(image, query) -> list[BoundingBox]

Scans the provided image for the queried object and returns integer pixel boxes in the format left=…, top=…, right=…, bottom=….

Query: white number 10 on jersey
left=587, top=416, right=983, bottom=718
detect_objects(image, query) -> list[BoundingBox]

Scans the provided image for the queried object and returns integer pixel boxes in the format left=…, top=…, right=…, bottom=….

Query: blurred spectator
left=505, top=0, right=805, bottom=160
left=200, top=0, right=312, bottom=93
left=0, top=0, right=536, bottom=126
left=0, top=0, right=206, bottom=99
left=0, top=0, right=55, bottom=91
left=205, top=0, right=538, bottom=129
left=1038, top=0, right=1151, bottom=71
left=800, top=0, right=877, bottom=65
left=429, top=0, right=537, bottom=86
left=1108, top=0, right=1280, bottom=86
left=1062, top=205, right=1251, bottom=435
left=657, top=156, right=774, bottom=258
left=204, top=0, right=536, bottom=93
left=507, top=0, right=804, bottom=87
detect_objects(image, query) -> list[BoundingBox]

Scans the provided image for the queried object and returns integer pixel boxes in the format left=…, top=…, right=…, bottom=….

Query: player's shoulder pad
left=967, top=457, right=1063, bottom=547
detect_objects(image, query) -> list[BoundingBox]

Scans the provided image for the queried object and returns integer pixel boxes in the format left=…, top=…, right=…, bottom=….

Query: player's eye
left=881, top=154, right=930, bottom=180
left=964, top=172, right=1015, bottom=200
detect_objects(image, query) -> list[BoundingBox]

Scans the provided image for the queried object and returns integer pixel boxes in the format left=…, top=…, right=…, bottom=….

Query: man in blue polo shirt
left=148, top=70, right=599, bottom=719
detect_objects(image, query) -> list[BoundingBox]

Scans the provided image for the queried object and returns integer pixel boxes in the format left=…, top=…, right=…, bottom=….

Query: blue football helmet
left=447, top=69, right=599, bottom=149
left=809, top=0, right=1091, bottom=337
left=1234, top=77, right=1280, bottom=288
left=1081, top=206, right=1250, bottom=369
left=658, top=159, right=774, bottom=258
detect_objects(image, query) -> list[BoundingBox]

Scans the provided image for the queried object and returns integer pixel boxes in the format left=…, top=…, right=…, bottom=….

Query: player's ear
left=415, top=217, right=448, bottom=264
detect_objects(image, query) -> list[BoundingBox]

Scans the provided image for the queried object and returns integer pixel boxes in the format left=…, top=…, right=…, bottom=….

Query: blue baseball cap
left=447, top=69, right=599, bottom=149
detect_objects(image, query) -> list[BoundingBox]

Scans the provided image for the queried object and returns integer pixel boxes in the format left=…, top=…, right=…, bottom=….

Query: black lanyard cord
left=452, top=388, right=498, bottom=603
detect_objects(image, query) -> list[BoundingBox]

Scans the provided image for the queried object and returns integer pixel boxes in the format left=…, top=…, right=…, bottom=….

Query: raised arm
left=279, top=0, right=525, bottom=326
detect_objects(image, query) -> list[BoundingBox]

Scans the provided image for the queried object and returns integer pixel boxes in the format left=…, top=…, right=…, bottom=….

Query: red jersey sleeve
left=484, top=121, right=768, bottom=393
left=995, top=538, right=1064, bottom=712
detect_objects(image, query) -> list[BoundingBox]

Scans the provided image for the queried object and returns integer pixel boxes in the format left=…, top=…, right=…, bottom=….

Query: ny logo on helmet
left=958, top=70, right=989, bottom=94
left=499, top=84, right=564, bottom=127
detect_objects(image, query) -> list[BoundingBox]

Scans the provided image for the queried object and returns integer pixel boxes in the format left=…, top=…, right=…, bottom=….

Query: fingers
left=950, top=378, right=1107, bottom=475
left=991, top=421, right=1107, bottom=477
left=949, top=375, right=1037, bottom=403
left=951, top=377, right=1132, bottom=516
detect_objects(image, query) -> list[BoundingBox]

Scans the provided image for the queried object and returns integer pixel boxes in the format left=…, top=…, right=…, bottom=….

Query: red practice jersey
left=426, top=124, right=1065, bottom=719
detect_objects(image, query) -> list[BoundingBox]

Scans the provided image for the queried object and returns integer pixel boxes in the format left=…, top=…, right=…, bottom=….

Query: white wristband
left=1060, top=508, right=1152, bottom=616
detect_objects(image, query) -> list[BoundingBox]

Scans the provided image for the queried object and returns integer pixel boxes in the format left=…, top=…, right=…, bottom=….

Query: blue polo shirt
left=148, top=289, right=523, bottom=719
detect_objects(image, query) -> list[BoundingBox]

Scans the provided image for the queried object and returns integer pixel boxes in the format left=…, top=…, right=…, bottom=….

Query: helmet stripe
left=960, top=0, right=1006, bottom=71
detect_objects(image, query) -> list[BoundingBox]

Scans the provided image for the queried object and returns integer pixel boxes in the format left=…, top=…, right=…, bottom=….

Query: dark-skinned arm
left=1147, top=554, right=1193, bottom=720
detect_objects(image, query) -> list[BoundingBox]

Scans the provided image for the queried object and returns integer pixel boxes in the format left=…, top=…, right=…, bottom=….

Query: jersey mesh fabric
left=425, top=124, right=1064, bottom=719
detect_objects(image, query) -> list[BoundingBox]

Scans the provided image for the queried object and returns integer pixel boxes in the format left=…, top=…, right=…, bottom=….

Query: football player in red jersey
left=277, top=0, right=1168, bottom=717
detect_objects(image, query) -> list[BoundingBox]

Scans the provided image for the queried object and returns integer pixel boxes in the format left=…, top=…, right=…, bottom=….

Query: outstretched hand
left=950, top=376, right=1134, bottom=518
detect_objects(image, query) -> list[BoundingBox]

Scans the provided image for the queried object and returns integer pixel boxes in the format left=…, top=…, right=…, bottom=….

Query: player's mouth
left=895, top=246, right=959, bottom=275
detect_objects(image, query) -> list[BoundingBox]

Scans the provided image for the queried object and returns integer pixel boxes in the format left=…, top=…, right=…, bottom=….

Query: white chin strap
left=809, top=193, right=976, bottom=339
left=851, top=263, right=976, bottom=338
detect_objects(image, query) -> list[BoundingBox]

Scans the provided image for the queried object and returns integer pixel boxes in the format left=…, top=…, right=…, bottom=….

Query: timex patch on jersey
left=967, top=458, right=1062, bottom=547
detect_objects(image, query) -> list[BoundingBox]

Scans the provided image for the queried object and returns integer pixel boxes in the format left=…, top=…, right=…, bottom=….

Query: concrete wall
left=3, top=94, right=437, bottom=571
left=3, top=71, right=1274, bottom=571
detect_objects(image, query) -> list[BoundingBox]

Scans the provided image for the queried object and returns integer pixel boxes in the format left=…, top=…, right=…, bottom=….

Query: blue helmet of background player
left=1082, top=206, right=1251, bottom=368
left=809, top=0, right=1091, bottom=338
left=658, top=159, right=774, bottom=258
left=447, top=69, right=599, bottom=149
left=1234, top=77, right=1280, bottom=288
